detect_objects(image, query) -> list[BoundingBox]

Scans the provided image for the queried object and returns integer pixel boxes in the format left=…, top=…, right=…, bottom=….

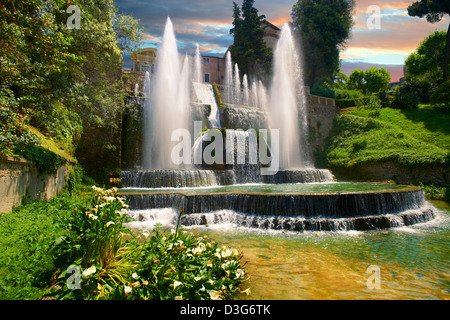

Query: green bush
left=430, top=80, right=450, bottom=107
left=334, top=89, right=364, bottom=100
left=391, top=85, right=419, bottom=110
left=336, top=98, right=365, bottom=108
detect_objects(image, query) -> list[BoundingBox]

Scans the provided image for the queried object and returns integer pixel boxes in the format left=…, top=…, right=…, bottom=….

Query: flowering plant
left=50, top=187, right=249, bottom=300
left=50, top=186, right=138, bottom=299
left=127, top=223, right=248, bottom=300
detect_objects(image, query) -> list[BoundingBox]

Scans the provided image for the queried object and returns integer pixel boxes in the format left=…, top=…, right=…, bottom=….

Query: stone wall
left=306, top=94, right=337, bottom=154
left=0, top=157, right=68, bottom=213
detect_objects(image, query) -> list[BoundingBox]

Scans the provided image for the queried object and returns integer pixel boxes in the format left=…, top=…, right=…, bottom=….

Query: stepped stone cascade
left=120, top=186, right=435, bottom=232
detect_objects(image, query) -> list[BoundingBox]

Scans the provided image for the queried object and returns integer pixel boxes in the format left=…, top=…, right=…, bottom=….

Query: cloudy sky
left=116, top=0, right=449, bottom=82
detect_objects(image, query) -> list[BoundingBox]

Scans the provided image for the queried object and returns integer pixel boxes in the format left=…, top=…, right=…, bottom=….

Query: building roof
left=261, top=19, right=281, bottom=31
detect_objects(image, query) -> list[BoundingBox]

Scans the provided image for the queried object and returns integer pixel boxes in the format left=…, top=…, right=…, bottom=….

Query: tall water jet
left=143, top=71, right=150, bottom=97
left=143, top=17, right=190, bottom=169
left=234, top=63, right=241, bottom=106
left=251, top=81, right=258, bottom=108
left=224, top=51, right=233, bottom=103
left=243, top=74, right=249, bottom=106
left=258, top=80, right=268, bottom=111
left=134, top=83, right=139, bottom=97
left=194, top=43, right=202, bottom=83
left=268, top=23, right=309, bottom=169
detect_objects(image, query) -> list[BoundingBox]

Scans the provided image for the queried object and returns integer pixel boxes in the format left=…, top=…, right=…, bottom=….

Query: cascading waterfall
left=192, top=82, right=221, bottom=128
left=121, top=169, right=218, bottom=188
left=143, top=17, right=190, bottom=170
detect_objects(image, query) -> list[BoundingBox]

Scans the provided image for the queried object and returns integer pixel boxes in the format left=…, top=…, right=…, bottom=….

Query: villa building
left=130, top=48, right=157, bottom=73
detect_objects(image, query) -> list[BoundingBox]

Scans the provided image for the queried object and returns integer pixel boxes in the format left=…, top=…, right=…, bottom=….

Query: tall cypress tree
left=230, top=0, right=272, bottom=80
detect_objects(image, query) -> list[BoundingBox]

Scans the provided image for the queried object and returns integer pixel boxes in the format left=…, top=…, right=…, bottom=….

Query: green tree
left=0, top=0, right=142, bottom=181
left=404, top=31, right=446, bottom=102
left=291, top=0, right=354, bottom=86
left=364, top=67, right=390, bottom=94
left=348, top=69, right=366, bottom=92
left=407, top=0, right=450, bottom=81
left=230, top=0, right=273, bottom=80
left=347, top=68, right=390, bottom=95
left=405, top=30, right=446, bottom=77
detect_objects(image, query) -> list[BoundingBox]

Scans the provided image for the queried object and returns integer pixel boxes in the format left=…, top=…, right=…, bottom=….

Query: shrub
left=334, top=89, right=364, bottom=100
left=336, top=98, right=365, bottom=108
left=430, top=80, right=450, bottom=108
left=391, top=85, right=419, bottom=110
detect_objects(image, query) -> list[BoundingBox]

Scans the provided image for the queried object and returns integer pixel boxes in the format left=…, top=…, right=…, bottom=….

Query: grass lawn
left=323, top=105, right=450, bottom=169
left=345, top=105, right=450, bottom=151
left=0, top=192, right=89, bottom=299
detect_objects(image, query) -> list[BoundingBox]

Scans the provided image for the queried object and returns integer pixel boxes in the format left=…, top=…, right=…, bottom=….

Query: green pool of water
left=189, top=200, right=449, bottom=300
left=119, top=182, right=418, bottom=195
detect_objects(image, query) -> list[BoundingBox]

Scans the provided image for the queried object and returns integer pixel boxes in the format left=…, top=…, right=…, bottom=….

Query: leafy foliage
left=0, top=0, right=143, bottom=181
left=291, top=0, right=354, bottom=86
left=230, top=0, right=273, bottom=81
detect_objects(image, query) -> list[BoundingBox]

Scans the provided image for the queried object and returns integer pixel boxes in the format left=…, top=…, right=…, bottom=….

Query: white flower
left=194, top=277, right=202, bottom=281
left=132, top=272, right=140, bottom=280
left=174, top=296, right=183, bottom=300
left=235, top=269, right=245, bottom=279
left=104, top=196, right=116, bottom=203
left=124, top=285, right=132, bottom=295
left=115, top=209, right=128, bottom=216
left=106, top=221, right=115, bottom=228
left=209, top=290, right=222, bottom=300
left=240, top=288, right=251, bottom=295
left=88, top=214, right=98, bottom=220
left=173, top=281, right=183, bottom=290
left=142, top=230, right=150, bottom=239
left=82, top=265, right=97, bottom=278
left=221, top=248, right=233, bottom=258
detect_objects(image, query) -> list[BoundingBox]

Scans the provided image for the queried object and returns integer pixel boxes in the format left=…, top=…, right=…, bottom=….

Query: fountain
left=120, top=19, right=435, bottom=232
left=142, top=17, right=190, bottom=170
left=268, top=23, right=309, bottom=169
